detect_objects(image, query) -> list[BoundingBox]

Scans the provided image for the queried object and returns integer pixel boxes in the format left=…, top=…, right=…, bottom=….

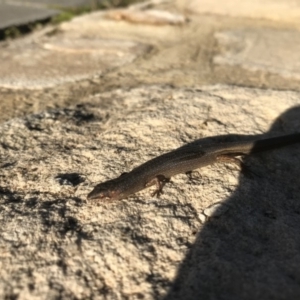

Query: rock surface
left=184, top=0, right=300, bottom=22
left=1, top=0, right=300, bottom=299
left=1, top=85, right=300, bottom=299
left=214, top=28, right=300, bottom=79
left=0, top=34, right=151, bottom=89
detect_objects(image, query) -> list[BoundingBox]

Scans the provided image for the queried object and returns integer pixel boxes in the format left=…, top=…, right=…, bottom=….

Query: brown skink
left=87, top=133, right=300, bottom=201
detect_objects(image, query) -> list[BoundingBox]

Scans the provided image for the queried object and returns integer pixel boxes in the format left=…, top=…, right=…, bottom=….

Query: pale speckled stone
left=0, top=85, right=300, bottom=299
left=198, top=213, right=207, bottom=223
left=214, top=28, right=300, bottom=79
left=0, top=36, right=150, bottom=89
left=182, top=0, right=300, bottom=22
left=203, top=202, right=230, bottom=217
left=104, top=8, right=187, bottom=25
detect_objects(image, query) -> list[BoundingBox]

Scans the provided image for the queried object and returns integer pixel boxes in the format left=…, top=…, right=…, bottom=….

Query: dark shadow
left=34, top=195, right=92, bottom=243
left=163, top=106, right=300, bottom=300
left=0, top=186, right=91, bottom=249
left=54, top=173, right=85, bottom=186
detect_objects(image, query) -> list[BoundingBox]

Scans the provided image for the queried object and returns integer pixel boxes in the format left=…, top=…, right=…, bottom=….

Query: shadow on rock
left=164, top=106, right=300, bottom=300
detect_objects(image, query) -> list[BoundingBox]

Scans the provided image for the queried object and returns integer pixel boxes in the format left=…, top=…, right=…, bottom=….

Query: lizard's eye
left=109, top=190, right=123, bottom=200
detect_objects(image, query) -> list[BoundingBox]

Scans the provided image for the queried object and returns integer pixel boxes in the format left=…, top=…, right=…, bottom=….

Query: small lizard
left=87, top=133, right=300, bottom=201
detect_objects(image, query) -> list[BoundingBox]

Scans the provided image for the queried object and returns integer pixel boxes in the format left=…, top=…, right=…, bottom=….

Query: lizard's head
left=87, top=177, right=125, bottom=201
